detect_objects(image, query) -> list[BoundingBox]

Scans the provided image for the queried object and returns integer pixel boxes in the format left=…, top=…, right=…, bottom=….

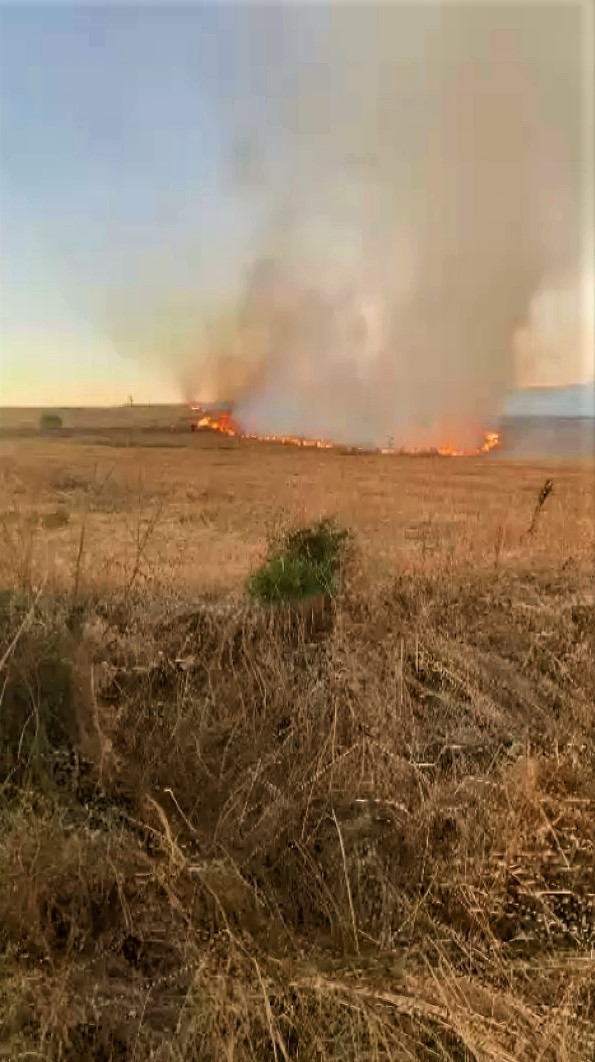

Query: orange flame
left=386, top=430, right=501, bottom=457
left=195, top=411, right=237, bottom=436
left=478, top=430, right=501, bottom=454
left=191, top=407, right=500, bottom=456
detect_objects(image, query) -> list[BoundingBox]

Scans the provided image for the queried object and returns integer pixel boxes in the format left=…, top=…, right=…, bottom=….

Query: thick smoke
left=514, top=268, right=594, bottom=389
left=113, top=4, right=586, bottom=447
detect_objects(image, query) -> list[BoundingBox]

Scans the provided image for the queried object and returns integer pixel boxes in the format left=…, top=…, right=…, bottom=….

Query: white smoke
left=225, top=3, right=585, bottom=448
left=110, top=4, right=586, bottom=446
left=515, top=268, right=595, bottom=390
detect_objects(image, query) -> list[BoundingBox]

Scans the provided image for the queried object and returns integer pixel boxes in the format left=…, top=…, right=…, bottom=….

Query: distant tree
left=39, top=413, right=63, bottom=432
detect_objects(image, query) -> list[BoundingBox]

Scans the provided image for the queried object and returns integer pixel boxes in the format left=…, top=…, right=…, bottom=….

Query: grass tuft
left=247, top=517, right=349, bottom=604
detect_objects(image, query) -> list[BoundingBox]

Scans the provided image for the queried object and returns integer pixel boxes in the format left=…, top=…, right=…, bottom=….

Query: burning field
left=192, top=406, right=335, bottom=449
left=189, top=403, right=501, bottom=457
left=1, top=0, right=592, bottom=1052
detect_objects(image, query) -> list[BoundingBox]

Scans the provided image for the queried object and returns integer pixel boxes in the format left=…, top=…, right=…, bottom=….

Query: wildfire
left=191, top=407, right=334, bottom=448
left=478, top=430, right=501, bottom=454
left=383, top=430, right=501, bottom=457
left=195, top=411, right=237, bottom=436
left=190, top=407, right=500, bottom=456
left=434, top=431, right=499, bottom=456
left=246, top=434, right=334, bottom=449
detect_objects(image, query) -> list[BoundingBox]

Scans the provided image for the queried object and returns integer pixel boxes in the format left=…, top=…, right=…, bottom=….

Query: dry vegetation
left=1, top=433, right=594, bottom=1060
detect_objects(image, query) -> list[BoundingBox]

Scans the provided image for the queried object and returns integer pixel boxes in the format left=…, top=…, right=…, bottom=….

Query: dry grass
left=0, top=435, right=592, bottom=595
left=0, top=433, right=594, bottom=1060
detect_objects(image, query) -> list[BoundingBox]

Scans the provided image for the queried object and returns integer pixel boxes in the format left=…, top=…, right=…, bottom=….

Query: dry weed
left=0, top=442, right=594, bottom=1059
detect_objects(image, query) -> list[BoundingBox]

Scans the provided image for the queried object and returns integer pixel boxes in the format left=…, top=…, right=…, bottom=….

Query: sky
left=0, top=3, right=254, bottom=405
left=0, top=1, right=593, bottom=415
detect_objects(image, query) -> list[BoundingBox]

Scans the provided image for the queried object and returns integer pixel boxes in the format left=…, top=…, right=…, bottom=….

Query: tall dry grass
left=0, top=440, right=594, bottom=1059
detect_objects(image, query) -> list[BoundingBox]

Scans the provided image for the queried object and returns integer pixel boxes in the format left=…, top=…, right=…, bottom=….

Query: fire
left=195, top=411, right=237, bottom=436
left=478, top=430, right=501, bottom=454
left=386, top=430, right=501, bottom=457
left=190, top=406, right=500, bottom=456
left=443, top=430, right=500, bottom=455
left=245, top=433, right=334, bottom=449
left=191, top=407, right=333, bottom=447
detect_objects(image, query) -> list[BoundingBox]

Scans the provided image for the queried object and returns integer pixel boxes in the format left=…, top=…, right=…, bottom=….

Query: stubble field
left=0, top=433, right=592, bottom=593
left=1, top=432, right=594, bottom=1060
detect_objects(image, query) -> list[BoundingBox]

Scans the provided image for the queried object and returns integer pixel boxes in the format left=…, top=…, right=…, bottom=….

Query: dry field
left=0, top=434, right=593, bottom=594
left=1, top=432, right=594, bottom=1060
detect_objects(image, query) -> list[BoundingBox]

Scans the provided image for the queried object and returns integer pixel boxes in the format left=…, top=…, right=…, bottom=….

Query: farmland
left=0, top=431, right=592, bottom=594
left=1, top=428, right=594, bottom=1060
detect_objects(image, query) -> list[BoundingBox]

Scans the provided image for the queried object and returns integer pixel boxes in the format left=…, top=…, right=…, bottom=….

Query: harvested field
left=1, top=433, right=594, bottom=1060
left=0, top=435, right=592, bottom=593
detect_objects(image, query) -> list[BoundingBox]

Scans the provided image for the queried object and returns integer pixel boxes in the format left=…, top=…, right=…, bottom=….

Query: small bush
left=247, top=517, right=349, bottom=604
left=39, top=413, right=63, bottom=432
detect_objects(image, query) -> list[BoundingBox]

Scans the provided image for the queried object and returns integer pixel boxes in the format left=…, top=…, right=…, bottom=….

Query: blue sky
left=0, top=3, right=270, bottom=404
left=0, top=2, right=592, bottom=414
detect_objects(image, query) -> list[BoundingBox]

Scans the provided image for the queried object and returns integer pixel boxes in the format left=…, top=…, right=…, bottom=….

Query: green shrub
left=39, top=412, right=63, bottom=432
left=38, top=412, right=62, bottom=433
left=247, top=517, right=349, bottom=604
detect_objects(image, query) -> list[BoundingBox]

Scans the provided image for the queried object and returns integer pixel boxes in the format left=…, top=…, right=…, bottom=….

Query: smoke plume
left=111, top=4, right=585, bottom=447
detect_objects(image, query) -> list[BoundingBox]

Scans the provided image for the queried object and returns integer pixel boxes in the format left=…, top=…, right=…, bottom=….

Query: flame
left=191, top=406, right=500, bottom=456
left=245, top=433, right=334, bottom=448
left=195, top=411, right=237, bottom=436
left=191, top=407, right=333, bottom=447
left=387, top=430, right=501, bottom=457
left=478, top=430, right=501, bottom=454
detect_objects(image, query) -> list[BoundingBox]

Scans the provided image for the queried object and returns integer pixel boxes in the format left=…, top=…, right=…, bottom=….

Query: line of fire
left=185, top=404, right=501, bottom=457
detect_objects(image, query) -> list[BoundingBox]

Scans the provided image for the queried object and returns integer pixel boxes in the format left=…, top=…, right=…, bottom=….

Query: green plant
left=247, top=517, right=349, bottom=604
left=39, top=413, right=63, bottom=432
